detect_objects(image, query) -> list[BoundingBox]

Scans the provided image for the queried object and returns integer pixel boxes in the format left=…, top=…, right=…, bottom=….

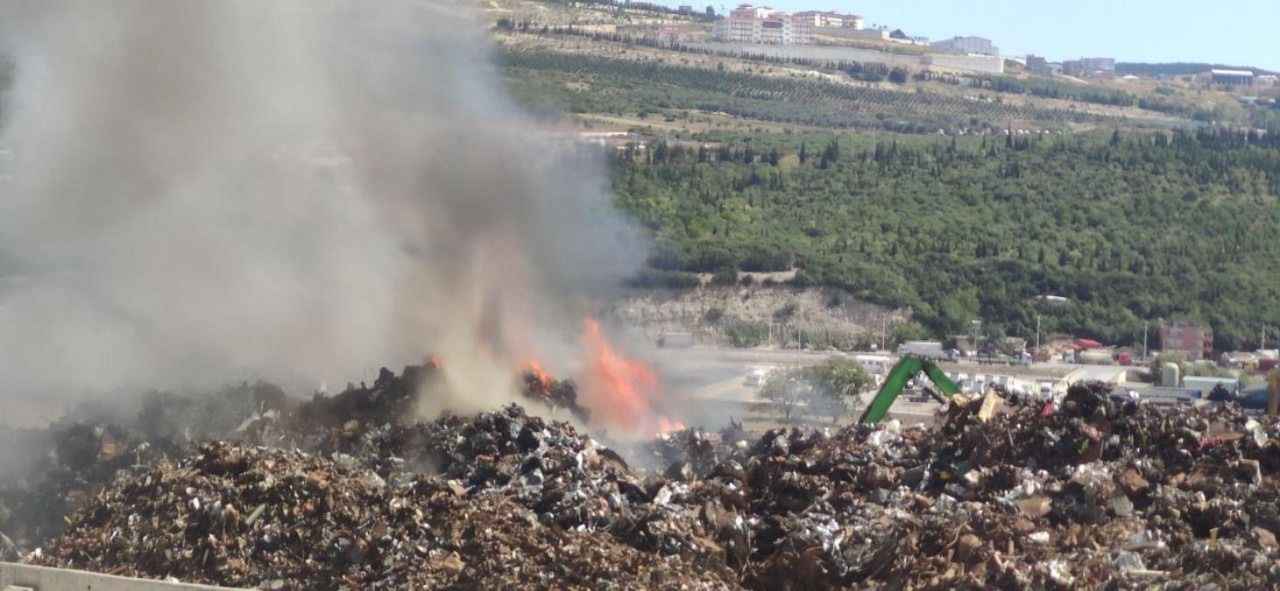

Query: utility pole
left=1143, top=321, right=1149, bottom=361
left=880, top=316, right=887, bottom=351
left=1035, top=315, right=1041, bottom=355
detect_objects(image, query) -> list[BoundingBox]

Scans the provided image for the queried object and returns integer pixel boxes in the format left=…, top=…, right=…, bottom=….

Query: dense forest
left=612, top=129, right=1280, bottom=351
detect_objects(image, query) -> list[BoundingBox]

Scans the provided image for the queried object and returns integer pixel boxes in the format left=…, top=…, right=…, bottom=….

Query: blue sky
left=679, top=1, right=1280, bottom=70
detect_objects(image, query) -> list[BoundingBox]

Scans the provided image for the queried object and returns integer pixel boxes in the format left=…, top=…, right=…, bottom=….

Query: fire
left=656, top=417, right=686, bottom=435
left=523, top=359, right=553, bottom=390
left=580, top=317, right=681, bottom=436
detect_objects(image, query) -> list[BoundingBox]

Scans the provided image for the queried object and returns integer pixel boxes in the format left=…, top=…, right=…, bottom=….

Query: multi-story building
left=793, top=10, right=834, bottom=27
left=1159, top=321, right=1214, bottom=361
left=714, top=4, right=814, bottom=45
left=1025, top=54, right=1051, bottom=75
left=1062, top=57, right=1116, bottom=77
left=930, top=36, right=999, bottom=56
left=793, top=11, right=864, bottom=30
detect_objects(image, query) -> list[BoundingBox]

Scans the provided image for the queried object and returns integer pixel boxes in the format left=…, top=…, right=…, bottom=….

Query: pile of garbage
left=29, top=441, right=732, bottom=589
left=0, top=361, right=573, bottom=552
left=13, top=370, right=1280, bottom=589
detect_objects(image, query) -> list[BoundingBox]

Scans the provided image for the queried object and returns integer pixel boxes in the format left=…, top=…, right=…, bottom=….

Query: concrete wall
left=2, top=563, right=244, bottom=591
left=689, top=42, right=1005, bottom=75
left=689, top=41, right=921, bottom=68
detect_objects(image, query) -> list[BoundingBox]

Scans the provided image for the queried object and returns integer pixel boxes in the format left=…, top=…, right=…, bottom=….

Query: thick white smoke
left=0, top=1, right=644, bottom=419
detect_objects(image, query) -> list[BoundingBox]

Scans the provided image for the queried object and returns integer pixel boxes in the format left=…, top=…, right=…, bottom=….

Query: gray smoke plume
left=0, top=1, right=645, bottom=424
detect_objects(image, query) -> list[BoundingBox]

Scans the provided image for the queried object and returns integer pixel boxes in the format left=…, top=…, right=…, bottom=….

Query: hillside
left=487, top=0, right=1279, bottom=133
left=611, top=129, right=1280, bottom=350
left=485, top=1, right=1280, bottom=352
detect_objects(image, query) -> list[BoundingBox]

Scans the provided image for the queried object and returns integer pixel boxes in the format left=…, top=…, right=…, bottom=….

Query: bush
left=724, top=320, right=770, bottom=347
left=773, top=301, right=799, bottom=322
left=739, top=245, right=793, bottom=272
left=685, top=243, right=739, bottom=272
left=624, top=269, right=701, bottom=289
left=711, top=267, right=739, bottom=286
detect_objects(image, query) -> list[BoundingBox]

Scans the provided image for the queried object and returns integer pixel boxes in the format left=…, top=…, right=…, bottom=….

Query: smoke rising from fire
left=0, top=2, right=645, bottom=417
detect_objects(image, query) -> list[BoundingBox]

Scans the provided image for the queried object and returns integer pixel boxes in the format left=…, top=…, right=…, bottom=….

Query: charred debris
left=3, top=366, right=1279, bottom=589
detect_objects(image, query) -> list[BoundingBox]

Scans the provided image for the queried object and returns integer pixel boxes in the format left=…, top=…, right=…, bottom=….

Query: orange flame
left=524, top=359, right=553, bottom=390
left=580, top=317, right=680, bottom=435
left=656, top=417, right=686, bottom=435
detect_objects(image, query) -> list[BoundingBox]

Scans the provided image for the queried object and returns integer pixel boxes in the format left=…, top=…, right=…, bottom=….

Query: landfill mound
left=28, top=441, right=731, bottom=590
left=13, top=371, right=1280, bottom=589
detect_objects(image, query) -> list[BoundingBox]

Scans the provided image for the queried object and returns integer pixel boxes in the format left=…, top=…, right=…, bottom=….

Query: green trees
left=759, top=369, right=806, bottom=421
left=613, top=129, right=1280, bottom=350
left=759, top=358, right=873, bottom=422
left=804, top=358, right=874, bottom=422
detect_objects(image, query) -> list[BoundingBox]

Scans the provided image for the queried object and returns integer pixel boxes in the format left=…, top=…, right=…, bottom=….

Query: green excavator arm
left=858, top=356, right=960, bottom=424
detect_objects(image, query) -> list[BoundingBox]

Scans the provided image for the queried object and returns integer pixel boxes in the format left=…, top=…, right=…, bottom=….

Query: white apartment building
left=793, top=11, right=864, bottom=30
left=930, top=36, right=999, bottom=56
left=714, top=4, right=814, bottom=45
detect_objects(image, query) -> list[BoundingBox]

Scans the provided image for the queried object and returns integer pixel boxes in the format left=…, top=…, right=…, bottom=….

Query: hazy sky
left=686, top=0, right=1280, bottom=70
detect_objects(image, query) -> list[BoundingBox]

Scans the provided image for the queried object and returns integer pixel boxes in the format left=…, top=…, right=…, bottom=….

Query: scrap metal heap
left=6, top=369, right=1280, bottom=589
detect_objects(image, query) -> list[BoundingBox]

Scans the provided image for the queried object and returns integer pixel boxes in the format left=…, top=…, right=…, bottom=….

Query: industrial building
left=1159, top=320, right=1214, bottom=361
left=1208, top=69, right=1255, bottom=86
left=930, top=36, right=999, bottom=56
left=1183, top=375, right=1240, bottom=397
left=714, top=4, right=814, bottom=45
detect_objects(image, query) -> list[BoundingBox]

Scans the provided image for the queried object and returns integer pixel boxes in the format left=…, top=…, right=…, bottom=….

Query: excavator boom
left=859, top=356, right=960, bottom=424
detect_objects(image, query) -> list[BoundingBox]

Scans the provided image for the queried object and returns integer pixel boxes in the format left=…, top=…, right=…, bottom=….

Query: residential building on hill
left=714, top=4, right=814, bottom=45
left=1025, top=54, right=1051, bottom=75
left=793, top=11, right=864, bottom=30
left=931, top=36, right=999, bottom=56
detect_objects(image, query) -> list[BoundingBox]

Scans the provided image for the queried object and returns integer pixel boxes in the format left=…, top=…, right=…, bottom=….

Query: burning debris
left=9, top=372, right=1280, bottom=589
left=521, top=363, right=590, bottom=422
left=580, top=317, right=684, bottom=437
